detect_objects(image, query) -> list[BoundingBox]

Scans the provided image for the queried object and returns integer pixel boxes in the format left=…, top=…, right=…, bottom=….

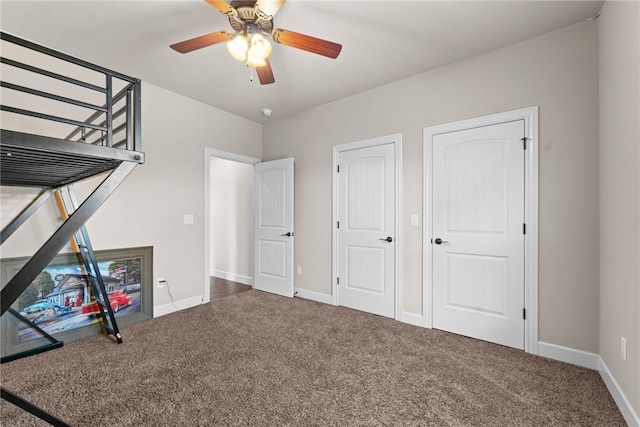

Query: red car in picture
left=107, top=290, right=132, bottom=312
left=82, top=290, right=133, bottom=315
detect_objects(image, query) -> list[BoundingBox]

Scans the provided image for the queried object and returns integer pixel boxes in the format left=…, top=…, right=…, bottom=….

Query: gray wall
left=599, top=0, right=640, bottom=416
left=262, top=20, right=600, bottom=353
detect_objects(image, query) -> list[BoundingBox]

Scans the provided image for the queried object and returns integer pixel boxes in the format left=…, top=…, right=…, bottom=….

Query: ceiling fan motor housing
left=228, top=1, right=274, bottom=35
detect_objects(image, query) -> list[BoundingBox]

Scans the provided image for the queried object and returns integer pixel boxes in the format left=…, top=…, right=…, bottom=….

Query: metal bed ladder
left=56, top=186, right=123, bottom=343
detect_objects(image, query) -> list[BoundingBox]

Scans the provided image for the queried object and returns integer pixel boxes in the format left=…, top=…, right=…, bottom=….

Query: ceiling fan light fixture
left=227, top=32, right=271, bottom=66
left=246, top=51, right=266, bottom=67
left=250, top=33, right=272, bottom=59
left=227, top=33, right=248, bottom=61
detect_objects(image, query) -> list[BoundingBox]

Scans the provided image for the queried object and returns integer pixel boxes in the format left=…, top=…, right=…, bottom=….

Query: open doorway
left=203, top=148, right=259, bottom=303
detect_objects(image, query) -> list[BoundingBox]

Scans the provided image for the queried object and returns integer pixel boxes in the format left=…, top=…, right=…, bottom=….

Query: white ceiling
left=1, top=0, right=603, bottom=124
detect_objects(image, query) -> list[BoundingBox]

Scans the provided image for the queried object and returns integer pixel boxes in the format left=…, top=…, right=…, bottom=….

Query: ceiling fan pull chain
left=249, top=65, right=254, bottom=82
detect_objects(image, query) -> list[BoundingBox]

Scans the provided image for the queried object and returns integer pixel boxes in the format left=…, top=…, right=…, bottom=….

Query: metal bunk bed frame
left=1, top=30, right=143, bottom=313
left=1, top=32, right=144, bottom=425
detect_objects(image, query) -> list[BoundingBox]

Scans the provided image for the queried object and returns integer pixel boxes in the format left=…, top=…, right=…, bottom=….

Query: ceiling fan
left=170, top=0, right=342, bottom=85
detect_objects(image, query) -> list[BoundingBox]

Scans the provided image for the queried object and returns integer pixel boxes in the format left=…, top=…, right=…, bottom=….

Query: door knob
left=281, top=232, right=292, bottom=237
left=433, top=238, right=449, bottom=245
left=379, top=236, right=393, bottom=242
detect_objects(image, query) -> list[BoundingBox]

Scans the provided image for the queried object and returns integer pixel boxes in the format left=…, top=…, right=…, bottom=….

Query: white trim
left=423, top=137, right=433, bottom=328
left=154, top=295, right=203, bottom=318
left=206, top=148, right=262, bottom=165
left=598, top=357, right=640, bottom=427
left=537, top=342, right=640, bottom=425
left=537, top=341, right=599, bottom=370
left=399, top=311, right=423, bottom=327
left=422, top=107, right=539, bottom=354
left=331, top=134, right=403, bottom=319
left=211, top=270, right=253, bottom=286
left=204, top=148, right=260, bottom=305
left=294, top=288, right=333, bottom=305
left=396, top=140, right=403, bottom=322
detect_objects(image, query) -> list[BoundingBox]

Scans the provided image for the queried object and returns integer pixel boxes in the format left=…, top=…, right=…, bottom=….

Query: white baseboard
left=598, top=357, right=640, bottom=427
left=211, top=270, right=253, bottom=286
left=399, top=310, right=423, bottom=327
left=294, top=287, right=333, bottom=305
left=154, top=295, right=203, bottom=318
left=537, top=342, right=639, bottom=426
left=537, top=341, right=599, bottom=370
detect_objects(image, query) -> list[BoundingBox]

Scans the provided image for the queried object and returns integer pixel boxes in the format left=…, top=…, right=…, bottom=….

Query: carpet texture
left=1, top=290, right=625, bottom=426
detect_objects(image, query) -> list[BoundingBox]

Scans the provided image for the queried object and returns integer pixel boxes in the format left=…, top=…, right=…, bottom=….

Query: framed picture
left=1, top=246, right=153, bottom=359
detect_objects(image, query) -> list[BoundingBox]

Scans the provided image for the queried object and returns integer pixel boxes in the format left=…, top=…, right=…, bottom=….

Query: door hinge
left=337, top=165, right=340, bottom=173
left=523, top=223, right=526, bottom=234
left=522, top=137, right=528, bottom=150
left=337, top=277, right=340, bottom=285
left=337, top=221, right=340, bottom=229
left=523, top=308, right=526, bottom=320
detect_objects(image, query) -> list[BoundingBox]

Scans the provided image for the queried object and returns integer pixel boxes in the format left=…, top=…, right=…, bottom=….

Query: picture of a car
left=107, top=290, right=132, bottom=312
left=24, top=300, right=53, bottom=314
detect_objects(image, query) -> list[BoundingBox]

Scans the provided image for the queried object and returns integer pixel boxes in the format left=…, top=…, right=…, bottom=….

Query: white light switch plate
left=410, top=214, right=419, bottom=226
left=184, top=214, right=194, bottom=225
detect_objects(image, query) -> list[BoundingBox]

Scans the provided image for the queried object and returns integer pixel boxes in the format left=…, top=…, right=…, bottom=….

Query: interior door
left=432, top=120, right=525, bottom=349
left=253, top=158, right=294, bottom=297
left=337, top=144, right=395, bottom=318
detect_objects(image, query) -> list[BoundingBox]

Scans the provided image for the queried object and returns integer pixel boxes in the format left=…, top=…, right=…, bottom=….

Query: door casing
left=332, top=134, right=403, bottom=319
left=423, top=107, right=539, bottom=354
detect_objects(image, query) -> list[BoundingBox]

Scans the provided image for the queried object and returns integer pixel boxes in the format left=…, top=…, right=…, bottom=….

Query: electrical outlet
left=621, top=337, right=627, bottom=360
left=157, top=277, right=166, bottom=289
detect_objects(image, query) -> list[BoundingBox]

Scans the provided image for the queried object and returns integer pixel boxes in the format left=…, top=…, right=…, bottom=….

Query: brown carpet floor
left=1, top=290, right=625, bottom=426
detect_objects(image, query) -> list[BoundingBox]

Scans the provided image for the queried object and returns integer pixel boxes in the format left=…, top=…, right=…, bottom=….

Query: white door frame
left=332, top=134, right=403, bottom=320
left=203, top=147, right=260, bottom=303
left=423, top=107, right=539, bottom=354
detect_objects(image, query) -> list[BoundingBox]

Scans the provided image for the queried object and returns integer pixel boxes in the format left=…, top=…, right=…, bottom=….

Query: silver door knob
left=379, top=236, right=393, bottom=242
left=433, top=238, right=449, bottom=245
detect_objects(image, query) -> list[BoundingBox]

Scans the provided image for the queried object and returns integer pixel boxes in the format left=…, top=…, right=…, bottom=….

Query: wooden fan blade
left=272, top=29, right=342, bottom=59
left=256, top=58, right=275, bottom=85
left=205, top=0, right=233, bottom=15
left=255, top=0, right=286, bottom=17
left=170, top=31, right=232, bottom=54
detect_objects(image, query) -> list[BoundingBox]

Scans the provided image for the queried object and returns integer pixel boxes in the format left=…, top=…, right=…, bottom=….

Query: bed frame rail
left=0, top=31, right=141, bottom=155
left=1, top=30, right=145, bottom=312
